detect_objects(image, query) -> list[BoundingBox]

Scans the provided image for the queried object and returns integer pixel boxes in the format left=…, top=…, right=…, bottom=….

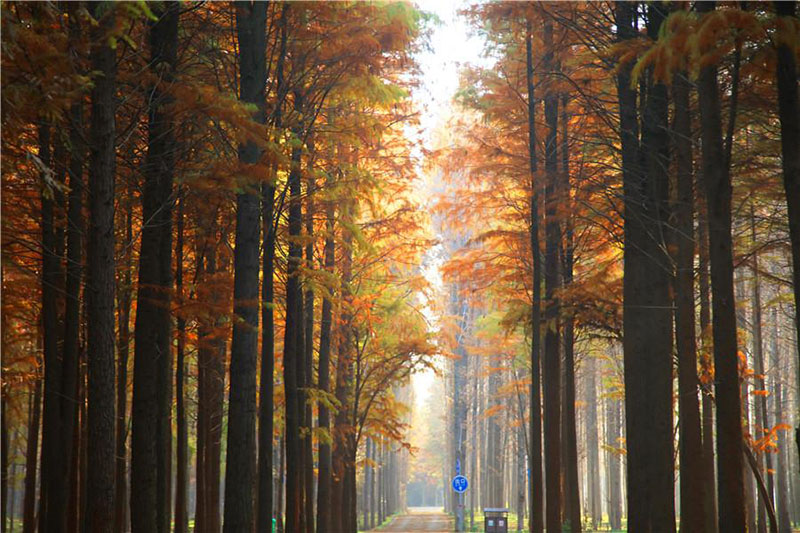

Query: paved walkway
left=379, top=507, right=453, bottom=532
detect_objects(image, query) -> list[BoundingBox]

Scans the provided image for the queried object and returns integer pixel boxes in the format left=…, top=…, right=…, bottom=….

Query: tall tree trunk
left=22, top=376, right=41, bottom=533
left=616, top=3, right=675, bottom=530
left=45, top=10, right=86, bottom=526
left=61, top=96, right=83, bottom=533
left=303, top=174, right=315, bottom=533
left=750, top=209, right=774, bottom=533
left=316, top=163, right=336, bottom=533
left=131, top=5, right=179, bottom=532
left=115, top=197, right=132, bottom=533
left=8, top=463, right=17, bottom=533
left=283, top=92, right=306, bottom=531
left=738, top=272, right=758, bottom=533
left=174, top=194, right=187, bottom=533
left=698, top=172, right=718, bottom=533
left=196, top=239, right=226, bottom=533
left=39, top=116, right=64, bottom=533
left=771, top=309, right=791, bottom=533
left=585, top=357, right=600, bottom=530
left=84, top=3, right=117, bottom=529
left=331, top=225, right=354, bottom=532
left=606, top=393, right=622, bottom=531
left=525, top=14, right=544, bottom=533
left=673, top=69, right=706, bottom=533
left=560, top=95, right=580, bottom=533
left=2, top=408, right=6, bottom=533
left=696, top=3, right=747, bottom=530
left=258, top=6, right=288, bottom=533
left=224, top=3, right=267, bottom=530
left=542, top=16, right=562, bottom=533
left=773, top=0, right=800, bottom=471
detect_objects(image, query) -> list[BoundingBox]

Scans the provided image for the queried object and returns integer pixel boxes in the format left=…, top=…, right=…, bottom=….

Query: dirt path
left=378, top=507, right=453, bottom=532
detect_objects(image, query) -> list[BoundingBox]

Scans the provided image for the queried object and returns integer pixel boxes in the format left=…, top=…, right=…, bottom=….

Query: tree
left=224, top=2, right=267, bottom=531
left=525, top=12, right=544, bottom=533
left=696, top=3, right=746, bottom=530
left=773, top=0, right=800, bottom=467
left=542, top=16, right=562, bottom=533
left=673, top=46, right=706, bottom=532
left=131, top=4, right=179, bottom=531
left=616, top=2, right=675, bottom=530
left=84, top=3, right=117, bottom=530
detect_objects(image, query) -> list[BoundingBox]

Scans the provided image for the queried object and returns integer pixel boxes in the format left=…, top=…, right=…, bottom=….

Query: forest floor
left=376, top=507, right=453, bottom=532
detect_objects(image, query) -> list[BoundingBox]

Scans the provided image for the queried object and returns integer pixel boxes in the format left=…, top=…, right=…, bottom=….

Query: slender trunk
left=54, top=13, right=85, bottom=527
left=303, top=174, right=315, bottom=533
left=84, top=4, right=118, bottom=530
left=208, top=249, right=226, bottom=533
left=606, top=393, right=622, bottom=531
left=115, top=198, right=132, bottom=533
left=283, top=92, right=306, bottom=531
left=525, top=14, right=543, bottom=533
left=223, top=3, right=267, bottom=531
left=331, top=225, right=354, bottom=532
left=22, top=377, right=41, bottom=533
left=130, top=5, right=178, bottom=532
left=316, top=162, right=336, bottom=533
left=772, top=309, right=791, bottom=533
left=560, top=95, right=580, bottom=533
left=39, top=117, right=65, bottom=533
left=585, top=357, right=600, bottom=530
left=773, top=0, right=800, bottom=472
left=750, top=209, right=774, bottom=533
left=696, top=3, right=747, bottom=530
left=258, top=6, right=288, bottom=533
left=174, top=195, right=187, bottom=533
left=738, top=272, right=758, bottom=533
left=698, top=186, right=718, bottom=532
left=8, top=463, right=17, bottom=533
left=258, top=169, right=277, bottom=533
left=195, top=249, right=207, bottom=532
left=542, top=17, right=562, bottom=533
left=674, top=69, right=706, bottom=533
left=277, top=437, right=285, bottom=533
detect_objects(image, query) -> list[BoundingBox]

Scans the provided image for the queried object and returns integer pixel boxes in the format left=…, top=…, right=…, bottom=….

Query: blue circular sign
left=452, top=475, right=468, bottom=493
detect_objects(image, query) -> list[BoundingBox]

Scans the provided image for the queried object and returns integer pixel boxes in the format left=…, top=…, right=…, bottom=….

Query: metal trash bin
left=483, top=507, right=509, bottom=533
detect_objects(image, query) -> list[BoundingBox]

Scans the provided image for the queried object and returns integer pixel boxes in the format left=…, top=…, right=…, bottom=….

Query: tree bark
left=696, top=3, right=747, bottom=530
left=750, top=209, right=774, bottom=533
left=542, top=16, right=562, bottom=533
left=616, top=3, right=675, bottom=530
left=698, top=185, right=718, bottom=533
left=84, top=3, right=117, bottom=530
left=224, top=2, right=267, bottom=530
left=525, top=12, right=544, bottom=533
left=316, top=158, right=336, bottom=533
left=585, top=357, right=600, bottom=530
left=331, top=225, right=354, bottom=532
left=771, top=309, right=791, bottom=533
left=174, top=194, right=187, bottom=533
left=39, top=116, right=65, bottom=533
left=258, top=6, right=288, bottom=533
left=560, top=95, right=580, bottom=533
left=773, top=0, right=800, bottom=472
left=22, top=377, right=41, bottom=533
left=673, top=69, right=707, bottom=533
left=115, top=196, right=132, bottom=533
left=131, top=4, right=179, bottom=531
left=303, top=171, right=316, bottom=533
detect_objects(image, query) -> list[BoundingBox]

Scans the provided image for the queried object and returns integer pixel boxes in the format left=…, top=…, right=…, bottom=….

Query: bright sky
left=410, top=0, right=486, bottom=410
